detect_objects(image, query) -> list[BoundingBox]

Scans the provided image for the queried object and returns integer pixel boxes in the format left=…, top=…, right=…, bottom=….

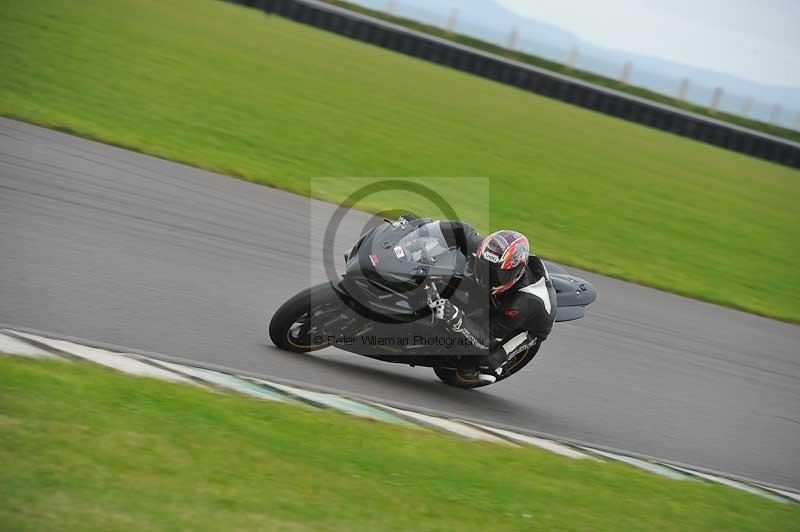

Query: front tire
left=268, top=283, right=343, bottom=353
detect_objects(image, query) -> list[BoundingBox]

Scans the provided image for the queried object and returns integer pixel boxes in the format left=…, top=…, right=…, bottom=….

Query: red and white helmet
left=474, top=230, right=529, bottom=295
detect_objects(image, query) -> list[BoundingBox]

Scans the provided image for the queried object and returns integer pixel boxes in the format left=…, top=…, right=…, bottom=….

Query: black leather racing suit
left=439, top=221, right=557, bottom=372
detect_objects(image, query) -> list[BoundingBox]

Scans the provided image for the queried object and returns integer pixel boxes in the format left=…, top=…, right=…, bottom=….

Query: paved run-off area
left=1, top=119, right=799, bottom=489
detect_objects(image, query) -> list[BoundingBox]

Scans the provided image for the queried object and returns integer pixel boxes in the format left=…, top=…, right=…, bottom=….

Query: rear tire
left=268, top=283, right=343, bottom=353
left=433, top=342, right=541, bottom=388
left=433, top=366, right=491, bottom=389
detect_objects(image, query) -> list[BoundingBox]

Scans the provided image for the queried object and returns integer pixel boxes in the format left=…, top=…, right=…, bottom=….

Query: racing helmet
left=474, top=230, right=529, bottom=295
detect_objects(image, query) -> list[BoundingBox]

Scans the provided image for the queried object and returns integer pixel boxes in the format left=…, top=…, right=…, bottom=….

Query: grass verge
left=1, top=355, right=798, bottom=531
left=1, top=0, right=798, bottom=322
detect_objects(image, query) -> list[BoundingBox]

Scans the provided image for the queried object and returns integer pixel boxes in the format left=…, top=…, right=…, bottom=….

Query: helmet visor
left=474, top=260, right=523, bottom=292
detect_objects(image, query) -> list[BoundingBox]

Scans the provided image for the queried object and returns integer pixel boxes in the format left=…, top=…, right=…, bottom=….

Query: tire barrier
left=228, top=0, right=800, bottom=169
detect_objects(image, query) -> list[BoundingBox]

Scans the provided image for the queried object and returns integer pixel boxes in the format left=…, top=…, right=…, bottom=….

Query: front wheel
left=268, top=283, right=345, bottom=353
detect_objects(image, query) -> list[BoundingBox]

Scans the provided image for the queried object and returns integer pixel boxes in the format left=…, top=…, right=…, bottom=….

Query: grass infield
left=1, top=355, right=798, bottom=531
left=1, top=0, right=798, bottom=322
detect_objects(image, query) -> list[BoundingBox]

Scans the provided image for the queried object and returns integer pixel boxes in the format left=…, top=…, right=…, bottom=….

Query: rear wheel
left=269, top=283, right=345, bottom=353
left=433, top=366, right=490, bottom=389
left=433, top=342, right=541, bottom=388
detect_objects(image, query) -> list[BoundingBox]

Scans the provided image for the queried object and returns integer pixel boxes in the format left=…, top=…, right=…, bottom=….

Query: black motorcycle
left=269, top=217, right=597, bottom=388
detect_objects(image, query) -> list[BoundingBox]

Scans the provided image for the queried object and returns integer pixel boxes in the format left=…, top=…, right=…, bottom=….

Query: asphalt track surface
left=2, top=118, right=799, bottom=489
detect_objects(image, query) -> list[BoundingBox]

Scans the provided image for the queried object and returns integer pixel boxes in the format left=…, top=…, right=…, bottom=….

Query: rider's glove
left=429, top=298, right=462, bottom=326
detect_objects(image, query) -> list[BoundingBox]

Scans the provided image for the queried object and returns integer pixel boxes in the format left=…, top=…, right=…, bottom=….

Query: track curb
left=1, top=325, right=798, bottom=504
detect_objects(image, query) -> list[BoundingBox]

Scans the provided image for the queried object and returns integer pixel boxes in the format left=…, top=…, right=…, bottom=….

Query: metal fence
left=229, top=0, right=800, bottom=168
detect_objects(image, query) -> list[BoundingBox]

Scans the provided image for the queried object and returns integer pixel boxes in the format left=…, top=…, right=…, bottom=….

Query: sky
left=496, top=0, right=800, bottom=87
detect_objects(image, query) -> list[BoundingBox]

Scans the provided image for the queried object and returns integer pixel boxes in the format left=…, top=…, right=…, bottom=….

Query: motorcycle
left=269, top=216, right=597, bottom=388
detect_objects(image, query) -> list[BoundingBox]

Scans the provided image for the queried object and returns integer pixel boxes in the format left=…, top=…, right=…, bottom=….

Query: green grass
left=326, top=0, right=800, bottom=144
left=1, top=0, right=799, bottom=322
left=1, top=356, right=797, bottom=531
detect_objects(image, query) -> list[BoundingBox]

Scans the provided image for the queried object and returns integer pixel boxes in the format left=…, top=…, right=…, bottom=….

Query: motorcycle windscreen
left=395, top=221, right=457, bottom=269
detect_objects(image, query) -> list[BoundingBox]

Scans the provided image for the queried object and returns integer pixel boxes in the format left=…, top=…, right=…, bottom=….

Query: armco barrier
left=229, top=0, right=800, bottom=169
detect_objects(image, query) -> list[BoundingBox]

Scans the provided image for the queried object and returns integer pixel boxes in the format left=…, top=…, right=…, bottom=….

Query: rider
left=428, top=222, right=556, bottom=383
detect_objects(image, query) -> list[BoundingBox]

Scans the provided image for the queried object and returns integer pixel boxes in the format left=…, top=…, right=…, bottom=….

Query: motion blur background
left=344, top=0, right=800, bottom=132
left=1, top=0, right=799, bottom=529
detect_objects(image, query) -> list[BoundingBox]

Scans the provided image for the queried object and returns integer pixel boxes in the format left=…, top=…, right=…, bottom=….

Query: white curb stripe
left=761, top=487, right=800, bottom=503
left=471, top=424, right=595, bottom=459
left=578, top=447, right=697, bottom=481
left=147, top=359, right=289, bottom=402
left=377, top=405, right=514, bottom=444
left=667, top=464, right=789, bottom=503
left=9, top=332, right=195, bottom=384
left=0, top=332, right=60, bottom=359
left=246, top=379, right=413, bottom=425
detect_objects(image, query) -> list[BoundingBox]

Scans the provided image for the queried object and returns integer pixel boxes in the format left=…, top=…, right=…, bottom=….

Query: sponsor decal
left=505, top=309, right=519, bottom=318
left=369, top=254, right=380, bottom=266
left=509, top=337, right=537, bottom=357
left=393, top=245, right=405, bottom=259
left=483, top=251, right=500, bottom=263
